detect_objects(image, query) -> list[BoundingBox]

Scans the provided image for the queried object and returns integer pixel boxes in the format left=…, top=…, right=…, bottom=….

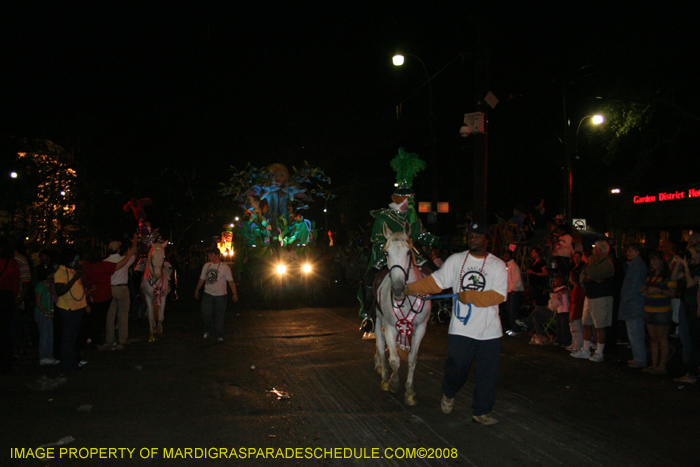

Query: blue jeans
left=625, top=317, right=647, bottom=365
left=34, top=311, right=54, bottom=360
left=442, top=335, right=500, bottom=416
left=201, top=294, right=227, bottom=339
left=57, top=306, right=85, bottom=374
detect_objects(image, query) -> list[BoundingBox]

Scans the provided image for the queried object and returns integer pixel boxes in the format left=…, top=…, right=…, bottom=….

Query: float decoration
left=221, top=161, right=333, bottom=257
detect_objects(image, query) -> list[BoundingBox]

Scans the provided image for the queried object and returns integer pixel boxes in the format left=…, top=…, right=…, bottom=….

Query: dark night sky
left=2, top=2, right=698, bottom=235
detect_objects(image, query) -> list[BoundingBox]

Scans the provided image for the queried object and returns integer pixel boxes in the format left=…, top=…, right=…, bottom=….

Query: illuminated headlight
left=302, top=264, right=312, bottom=273
left=276, top=264, right=287, bottom=274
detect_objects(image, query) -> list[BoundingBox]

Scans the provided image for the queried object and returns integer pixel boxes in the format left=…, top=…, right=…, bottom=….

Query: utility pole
left=471, top=8, right=490, bottom=223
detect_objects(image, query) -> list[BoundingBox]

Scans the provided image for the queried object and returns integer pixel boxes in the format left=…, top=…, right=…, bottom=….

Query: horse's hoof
left=405, top=394, right=418, bottom=406
left=148, top=336, right=156, bottom=343
left=388, top=383, right=400, bottom=394
left=381, top=381, right=390, bottom=392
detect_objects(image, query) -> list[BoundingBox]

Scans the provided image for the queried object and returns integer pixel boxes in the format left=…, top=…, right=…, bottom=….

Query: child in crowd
left=549, top=276, right=571, bottom=346
left=34, top=264, right=59, bottom=365
left=567, top=271, right=585, bottom=353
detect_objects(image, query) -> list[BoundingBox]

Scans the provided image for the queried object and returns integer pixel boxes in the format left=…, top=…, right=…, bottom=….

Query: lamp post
left=567, top=114, right=604, bottom=221
left=392, top=53, right=438, bottom=212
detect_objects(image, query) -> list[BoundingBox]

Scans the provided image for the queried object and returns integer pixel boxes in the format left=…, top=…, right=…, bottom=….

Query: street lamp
left=567, top=113, right=604, bottom=221
left=392, top=52, right=438, bottom=209
left=575, top=114, right=604, bottom=160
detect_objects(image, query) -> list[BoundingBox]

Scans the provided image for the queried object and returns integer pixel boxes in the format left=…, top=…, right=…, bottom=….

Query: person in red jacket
left=0, top=236, right=20, bottom=374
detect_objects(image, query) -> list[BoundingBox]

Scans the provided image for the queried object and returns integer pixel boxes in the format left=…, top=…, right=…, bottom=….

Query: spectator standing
left=34, top=264, right=58, bottom=365
left=11, top=241, right=31, bottom=357
left=553, top=226, right=574, bottom=279
left=104, top=237, right=137, bottom=348
left=0, top=237, right=20, bottom=375
left=642, top=251, right=676, bottom=374
left=549, top=277, right=571, bottom=346
left=570, top=251, right=586, bottom=274
left=430, top=249, right=444, bottom=269
left=194, top=248, right=238, bottom=343
left=567, top=271, right=585, bottom=353
left=572, top=240, right=615, bottom=363
left=526, top=247, right=549, bottom=306
left=502, top=250, right=524, bottom=336
left=672, top=245, right=700, bottom=383
left=54, top=250, right=88, bottom=375
left=509, top=207, right=524, bottom=230
left=608, top=245, right=626, bottom=351
left=619, top=244, right=648, bottom=369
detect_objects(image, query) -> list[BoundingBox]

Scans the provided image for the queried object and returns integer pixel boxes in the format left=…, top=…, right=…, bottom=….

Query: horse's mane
left=383, top=231, right=409, bottom=252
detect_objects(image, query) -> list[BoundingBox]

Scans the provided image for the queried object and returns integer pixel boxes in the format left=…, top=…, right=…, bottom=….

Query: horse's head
left=382, top=223, right=412, bottom=300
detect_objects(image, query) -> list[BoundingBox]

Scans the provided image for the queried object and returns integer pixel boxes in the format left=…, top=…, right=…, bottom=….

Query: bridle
left=386, top=238, right=425, bottom=314
left=384, top=236, right=426, bottom=351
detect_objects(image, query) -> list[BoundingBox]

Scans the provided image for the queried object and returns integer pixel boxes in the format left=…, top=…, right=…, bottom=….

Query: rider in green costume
left=359, top=149, right=441, bottom=338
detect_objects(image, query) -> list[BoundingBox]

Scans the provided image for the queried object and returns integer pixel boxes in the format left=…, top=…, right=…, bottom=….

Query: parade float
left=221, top=162, right=333, bottom=305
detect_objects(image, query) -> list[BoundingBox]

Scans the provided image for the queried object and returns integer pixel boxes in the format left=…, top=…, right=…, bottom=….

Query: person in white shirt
left=502, top=250, right=525, bottom=336
left=195, top=248, right=238, bottom=343
left=407, top=222, right=507, bottom=426
left=104, top=235, right=137, bottom=347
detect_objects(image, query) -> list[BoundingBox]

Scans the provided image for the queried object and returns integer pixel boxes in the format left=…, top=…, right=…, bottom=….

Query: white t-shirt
left=431, top=251, right=507, bottom=340
left=106, top=253, right=135, bottom=285
left=199, top=262, right=233, bottom=296
left=507, top=259, right=524, bottom=293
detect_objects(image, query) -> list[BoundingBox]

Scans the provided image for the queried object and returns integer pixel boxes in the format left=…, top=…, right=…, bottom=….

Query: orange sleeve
left=405, top=275, right=442, bottom=296
left=458, top=290, right=505, bottom=307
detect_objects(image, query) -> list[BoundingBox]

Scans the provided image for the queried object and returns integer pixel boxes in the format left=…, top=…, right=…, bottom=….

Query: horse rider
left=358, top=149, right=441, bottom=339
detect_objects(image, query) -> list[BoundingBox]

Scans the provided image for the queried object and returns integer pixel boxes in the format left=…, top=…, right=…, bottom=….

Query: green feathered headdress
left=390, top=147, right=425, bottom=196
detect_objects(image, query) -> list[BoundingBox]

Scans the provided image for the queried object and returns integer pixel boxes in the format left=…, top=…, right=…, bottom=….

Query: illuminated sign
left=437, top=202, right=449, bottom=213
left=633, top=188, right=700, bottom=204
left=418, top=202, right=432, bottom=213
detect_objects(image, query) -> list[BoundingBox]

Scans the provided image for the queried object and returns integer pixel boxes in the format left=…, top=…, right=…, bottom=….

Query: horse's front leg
left=381, top=325, right=401, bottom=394
left=404, top=317, right=429, bottom=406
left=374, top=314, right=387, bottom=378
left=156, top=294, right=167, bottom=336
left=144, top=295, right=156, bottom=342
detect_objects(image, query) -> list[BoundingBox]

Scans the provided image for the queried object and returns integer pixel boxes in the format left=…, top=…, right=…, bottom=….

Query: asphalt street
left=2, top=285, right=698, bottom=467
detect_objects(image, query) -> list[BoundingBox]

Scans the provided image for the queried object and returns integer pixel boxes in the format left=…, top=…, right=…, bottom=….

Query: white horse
left=141, top=243, right=171, bottom=342
left=374, top=223, right=431, bottom=406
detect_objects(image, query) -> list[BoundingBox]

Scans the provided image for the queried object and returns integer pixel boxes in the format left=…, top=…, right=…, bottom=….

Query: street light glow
left=10, top=172, right=17, bottom=179
left=611, top=188, right=621, bottom=194
left=392, top=54, right=404, bottom=66
left=592, top=114, right=604, bottom=125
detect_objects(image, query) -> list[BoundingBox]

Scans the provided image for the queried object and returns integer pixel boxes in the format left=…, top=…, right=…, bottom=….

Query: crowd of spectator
left=0, top=232, right=205, bottom=377
left=490, top=212, right=700, bottom=383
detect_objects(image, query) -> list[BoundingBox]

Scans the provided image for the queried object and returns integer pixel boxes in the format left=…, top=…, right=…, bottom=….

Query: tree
left=11, top=139, right=79, bottom=245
